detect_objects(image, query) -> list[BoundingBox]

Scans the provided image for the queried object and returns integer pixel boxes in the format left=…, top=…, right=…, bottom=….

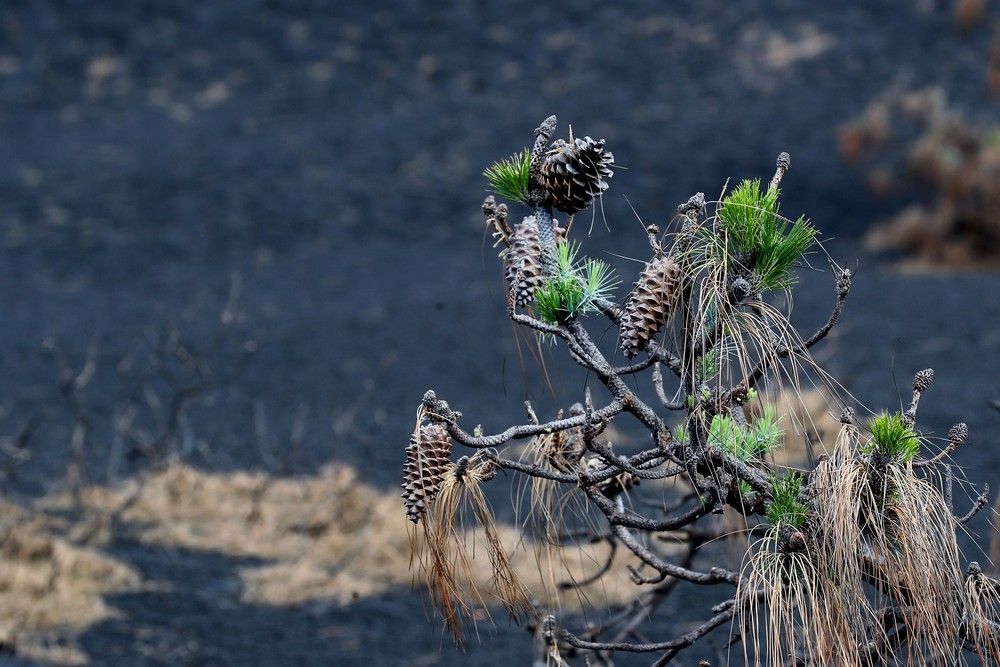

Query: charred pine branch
left=585, top=487, right=713, bottom=532
left=914, top=422, right=967, bottom=468
left=421, top=390, right=623, bottom=449
left=610, top=521, right=739, bottom=586
left=562, top=604, right=737, bottom=654
left=652, top=362, right=686, bottom=410
left=956, top=483, right=990, bottom=524
left=557, top=538, right=617, bottom=590
left=487, top=453, right=577, bottom=483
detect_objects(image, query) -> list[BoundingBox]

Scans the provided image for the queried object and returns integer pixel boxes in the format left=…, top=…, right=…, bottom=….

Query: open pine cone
left=620, top=256, right=682, bottom=357
left=539, top=136, right=614, bottom=214
left=401, top=423, right=452, bottom=523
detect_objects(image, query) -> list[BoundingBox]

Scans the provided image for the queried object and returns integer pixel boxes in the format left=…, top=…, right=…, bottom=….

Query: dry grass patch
left=3, top=461, right=670, bottom=659
left=0, top=499, right=140, bottom=665
left=60, top=463, right=645, bottom=614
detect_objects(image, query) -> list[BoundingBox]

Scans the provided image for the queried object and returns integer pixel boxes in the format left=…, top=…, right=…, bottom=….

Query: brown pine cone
left=500, top=217, right=545, bottom=307
left=539, top=137, right=614, bottom=214
left=401, top=423, right=452, bottom=524
left=620, top=256, right=682, bottom=357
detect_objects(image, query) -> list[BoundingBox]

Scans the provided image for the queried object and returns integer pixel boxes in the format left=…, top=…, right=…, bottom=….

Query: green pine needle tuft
left=708, top=414, right=747, bottom=459
left=718, top=179, right=780, bottom=254
left=484, top=149, right=531, bottom=203
left=861, top=412, right=920, bottom=462
left=755, top=214, right=816, bottom=291
left=707, top=408, right=783, bottom=462
left=534, top=274, right=585, bottom=325
left=534, top=241, right=618, bottom=325
left=766, top=473, right=808, bottom=528
left=749, top=405, right=783, bottom=456
left=697, top=349, right=718, bottom=382
left=716, top=179, right=817, bottom=291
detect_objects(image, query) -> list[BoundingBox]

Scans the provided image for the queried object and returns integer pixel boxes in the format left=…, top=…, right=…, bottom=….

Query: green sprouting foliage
left=534, top=274, right=584, bottom=326
left=708, top=414, right=747, bottom=458
left=766, top=473, right=808, bottom=528
left=718, top=179, right=780, bottom=253
left=716, top=179, right=817, bottom=291
left=534, top=241, right=618, bottom=325
left=672, top=423, right=688, bottom=445
left=750, top=405, right=783, bottom=455
left=707, top=408, right=783, bottom=462
left=861, top=412, right=920, bottom=462
left=697, top=349, right=718, bottom=382
left=484, top=149, right=531, bottom=203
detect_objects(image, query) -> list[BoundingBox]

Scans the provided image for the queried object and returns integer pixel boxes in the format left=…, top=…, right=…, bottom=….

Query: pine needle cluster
left=707, top=406, right=783, bottom=463
left=483, top=149, right=532, bottom=203
left=716, top=179, right=817, bottom=291
left=533, top=241, right=617, bottom=325
left=765, top=473, right=807, bottom=528
left=861, top=411, right=920, bottom=462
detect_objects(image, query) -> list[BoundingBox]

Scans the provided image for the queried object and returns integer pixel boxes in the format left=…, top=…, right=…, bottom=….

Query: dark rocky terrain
left=0, top=1, right=998, bottom=664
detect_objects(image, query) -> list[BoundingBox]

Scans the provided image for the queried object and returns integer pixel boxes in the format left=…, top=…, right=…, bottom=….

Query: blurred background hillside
left=0, top=1, right=998, bottom=665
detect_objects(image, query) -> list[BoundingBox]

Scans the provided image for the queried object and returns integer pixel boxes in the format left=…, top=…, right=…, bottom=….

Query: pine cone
left=541, top=427, right=584, bottom=472
left=948, top=422, right=968, bottom=445
left=539, top=137, right=614, bottom=214
left=500, top=217, right=545, bottom=307
left=620, top=256, right=682, bottom=357
left=912, top=368, right=934, bottom=392
left=401, top=423, right=452, bottom=524
left=500, top=217, right=567, bottom=307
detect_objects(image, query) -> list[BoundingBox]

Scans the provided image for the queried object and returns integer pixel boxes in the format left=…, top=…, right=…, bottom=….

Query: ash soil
left=0, top=1, right=999, bottom=665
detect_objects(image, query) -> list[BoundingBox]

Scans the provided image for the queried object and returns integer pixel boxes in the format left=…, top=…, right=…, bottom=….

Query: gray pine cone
left=912, top=368, right=935, bottom=392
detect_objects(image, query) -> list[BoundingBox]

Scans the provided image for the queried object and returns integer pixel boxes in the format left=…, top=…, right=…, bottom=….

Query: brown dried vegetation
left=1, top=461, right=641, bottom=663
left=839, top=87, right=1000, bottom=267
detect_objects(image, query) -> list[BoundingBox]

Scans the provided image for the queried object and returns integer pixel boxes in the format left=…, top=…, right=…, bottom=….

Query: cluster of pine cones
left=499, top=134, right=613, bottom=308
left=497, top=130, right=681, bottom=356
left=502, top=224, right=682, bottom=358
left=405, top=125, right=683, bottom=519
